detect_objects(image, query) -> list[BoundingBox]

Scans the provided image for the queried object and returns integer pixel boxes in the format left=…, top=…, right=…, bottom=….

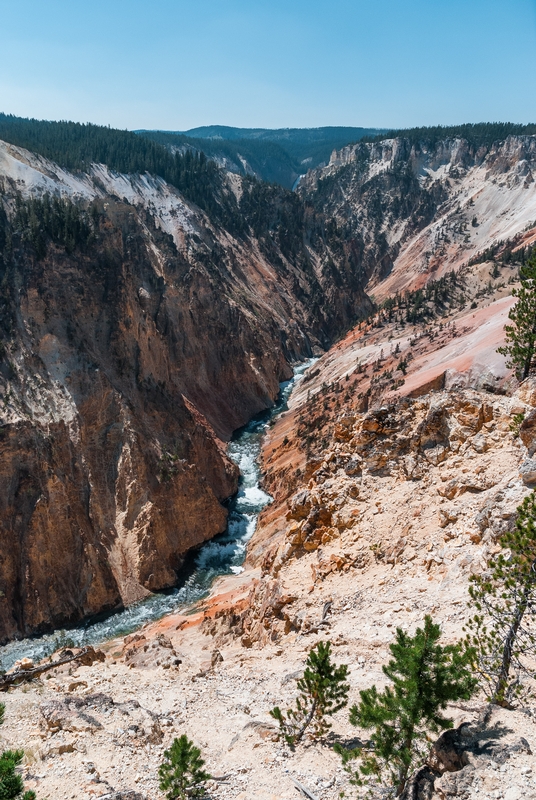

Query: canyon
left=0, top=134, right=371, bottom=642
left=0, top=122, right=536, bottom=800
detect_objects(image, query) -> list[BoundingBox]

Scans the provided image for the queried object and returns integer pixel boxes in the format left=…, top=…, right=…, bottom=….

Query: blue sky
left=0, top=0, right=535, bottom=131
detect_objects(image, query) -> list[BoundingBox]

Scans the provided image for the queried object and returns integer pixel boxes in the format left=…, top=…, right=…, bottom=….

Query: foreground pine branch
left=498, top=251, right=536, bottom=379
left=464, top=490, right=536, bottom=706
left=158, top=735, right=211, bottom=800
left=0, top=702, right=42, bottom=799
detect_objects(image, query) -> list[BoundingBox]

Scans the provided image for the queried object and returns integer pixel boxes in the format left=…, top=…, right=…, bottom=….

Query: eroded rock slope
left=6, top=380, right=536, bottom=800
left=301, top=134, right=536, bottom=298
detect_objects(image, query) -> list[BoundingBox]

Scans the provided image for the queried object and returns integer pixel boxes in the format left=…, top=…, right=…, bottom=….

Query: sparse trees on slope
left=337, top=617, right=476, bottom=797
left=158, top=735, right=211, bottom=800
left=498, top=251, right=536, bottom=379
left=464, top=490, right=536, bottom=707
left=270, top=641, right=349, bottom=746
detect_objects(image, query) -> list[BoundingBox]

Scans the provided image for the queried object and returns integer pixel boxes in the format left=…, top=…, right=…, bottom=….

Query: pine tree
left=270, top=641, right=349, bottom=746
left=158, top=735, right=211, bottom=800
left=0, top=703, right=37, bottom=800
left=337, top=617, right=476, bottom=797
left=464, top=490, right=536, bottom=707
left=498, top=251, right=536, bottom=379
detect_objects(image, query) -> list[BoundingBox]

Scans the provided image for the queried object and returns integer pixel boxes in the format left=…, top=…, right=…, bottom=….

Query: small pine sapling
left=0, top=703, right=37, bottom=800
left=337, top=617, right=476, bottom=797
left=509, top=412, right=525, bottom=438
left=464, top=490, right=536, bottom=707
left=270, top=641, right=349, bottom=746
left=158, top=735, right=211, bottom=800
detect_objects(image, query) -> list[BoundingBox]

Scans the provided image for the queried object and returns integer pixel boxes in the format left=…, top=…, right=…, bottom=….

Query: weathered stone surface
left=123, top=633, right=182, bottom=670
left=519, top=408, right=536, bottom=456
left=400, top=766, right=437, bottom=800
left=428, top=727, right=467, bottom=774
left=515, top=377, right=536, bottom=407
left=520, top=457, right=536, bottom=486
left=286, top=490, right=314, bottom=521
left=40, top=699, right=102, bottom=733
left=435, top=764, right=476, bottom=799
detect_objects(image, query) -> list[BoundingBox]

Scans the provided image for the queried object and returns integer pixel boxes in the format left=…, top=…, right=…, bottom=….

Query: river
left=0, top=359, right=315, bottom=671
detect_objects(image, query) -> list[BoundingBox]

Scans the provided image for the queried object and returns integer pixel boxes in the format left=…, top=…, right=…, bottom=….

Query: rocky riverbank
left=3, top=364, right=536, bottom=799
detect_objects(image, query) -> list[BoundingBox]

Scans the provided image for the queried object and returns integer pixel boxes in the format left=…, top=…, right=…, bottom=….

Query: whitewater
left=0, top=360, right=315, bottom=671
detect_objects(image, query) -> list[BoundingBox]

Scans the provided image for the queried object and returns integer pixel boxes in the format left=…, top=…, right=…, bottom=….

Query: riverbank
left=0, top=360, right=315, bottom=672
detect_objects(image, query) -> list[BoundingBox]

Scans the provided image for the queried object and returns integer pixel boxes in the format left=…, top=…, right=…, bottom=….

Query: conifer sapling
left=0, top=703, right=38, bottom=800
left=464, top=490, right=536, bottom=706
left=498, top=251, right=536, bottom=379
left=158, top=735, right=211, bottom=800
left=270, top=640, right=349, bottom=746
left=337, top=616, right=476, bottom=797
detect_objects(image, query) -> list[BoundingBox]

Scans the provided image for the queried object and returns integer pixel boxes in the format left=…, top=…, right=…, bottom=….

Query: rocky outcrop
left=253, top=389, right=517, bottom=571
left=232, top=374, right=533, bottom=649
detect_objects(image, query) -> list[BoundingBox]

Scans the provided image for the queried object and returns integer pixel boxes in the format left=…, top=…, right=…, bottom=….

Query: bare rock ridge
left=0, top=139, right=371, bottom=643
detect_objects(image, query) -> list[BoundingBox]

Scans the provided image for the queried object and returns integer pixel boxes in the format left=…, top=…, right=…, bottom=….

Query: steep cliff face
left=300, top=134, right=536, bottom=297
left=0, top=140, right=372, bottom=642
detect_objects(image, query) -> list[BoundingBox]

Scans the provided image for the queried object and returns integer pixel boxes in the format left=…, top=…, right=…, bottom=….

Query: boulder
left=519, top=408, right=536, bottom=456
left=438, top=509, right=459, bottom=528
left=287, top=490, right=314, bottom=521
left=344, top=456, right=362, bottom=476
left=438, top=480, right=459, bottom=500
left=400, top=766, right=437, bottom=800
left=76, top=646, right=106, bottom=666
left=123, top=635, right=182, bottom=670
left=520, top=458, right=536, bottom=486
left=515, top=377, right=536, bottom=407
left=435, top=764, right=476, bottom=799
left=423, top=444, right=449, bottom=465
left=471, top=433, right=489, bottom=453
left=428, top=727, right=467, bottom=774
left=40, top=699, right=102, bottom=734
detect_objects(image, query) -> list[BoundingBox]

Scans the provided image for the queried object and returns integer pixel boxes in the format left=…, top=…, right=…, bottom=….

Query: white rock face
left=302, top=134, right=536, bottom=299
left=0, top=139, right=199, bottom=251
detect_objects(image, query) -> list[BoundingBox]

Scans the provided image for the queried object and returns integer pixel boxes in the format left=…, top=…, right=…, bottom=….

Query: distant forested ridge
left=365, top=122, right=536, bottom=149
left=138, top=124, right=536, bottom=188
left=0, top=114, right=370, bottom=287
left=137, top=125, right=386, bottom=188
left=179, top=125, right=385, bottom=165
left=0, top=113, right=382, bottom=193
left=139, top=129, right=299, bottom=188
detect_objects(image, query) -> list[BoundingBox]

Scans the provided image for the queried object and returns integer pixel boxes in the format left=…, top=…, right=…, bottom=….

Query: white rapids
left=0, top=359, right=316, bottom=671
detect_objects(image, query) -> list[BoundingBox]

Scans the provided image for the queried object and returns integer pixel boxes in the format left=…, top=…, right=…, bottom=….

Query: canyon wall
left=300, top=134, right=536, bottom=297
left=2, top=129, right=535, bottom=643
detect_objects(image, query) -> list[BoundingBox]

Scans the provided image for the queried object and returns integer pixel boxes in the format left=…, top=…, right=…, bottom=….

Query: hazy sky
left=1, top=0, right=535, bottom=131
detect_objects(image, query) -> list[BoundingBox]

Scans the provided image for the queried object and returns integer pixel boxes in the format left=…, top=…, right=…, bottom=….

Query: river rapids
left=0, top=360, right=315, bottom=671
